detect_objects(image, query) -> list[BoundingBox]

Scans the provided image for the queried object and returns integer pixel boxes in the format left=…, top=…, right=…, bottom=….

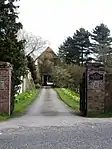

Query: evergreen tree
left=0, top=0, right=27, bottom=96
left=74, top=28, right=93, bottom=65
left=58, top=37, right=79, bottom=64
left=27, top=55, right=39, bottom=86
left=91, top=23, right=112, bottom=63
left=59, top=28, right=93, bottom=65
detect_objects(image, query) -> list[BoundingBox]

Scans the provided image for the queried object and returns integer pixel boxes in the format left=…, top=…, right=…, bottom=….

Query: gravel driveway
left=0, top=87, right=112, bottom=149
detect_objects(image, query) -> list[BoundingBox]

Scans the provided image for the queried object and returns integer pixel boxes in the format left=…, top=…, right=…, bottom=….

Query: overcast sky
left=18, top=0, right=112, bottom=51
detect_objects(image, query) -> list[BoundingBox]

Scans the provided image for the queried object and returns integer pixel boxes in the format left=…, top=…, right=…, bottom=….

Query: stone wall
left=80, top=62, right=112, bottom=116
left=0, top=62, right=12, bottom=115
left=87, top=63, right=105, bottom=116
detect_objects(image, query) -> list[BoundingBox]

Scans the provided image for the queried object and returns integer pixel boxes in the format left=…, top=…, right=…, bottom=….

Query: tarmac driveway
left=0, top=87, right=112, bottom=149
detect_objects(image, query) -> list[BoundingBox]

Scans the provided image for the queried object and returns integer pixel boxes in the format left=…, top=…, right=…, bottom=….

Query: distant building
left=19, top=46, right=58, bottom=93
left=35, top=47, right=58, bottom=86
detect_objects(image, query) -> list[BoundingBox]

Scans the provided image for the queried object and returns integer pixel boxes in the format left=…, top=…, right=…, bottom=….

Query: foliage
left=58, top=36, right=78, bottom=64
left=27, top=55, right=40, bottom=86
left=91, top=23, right=112, bottom=70
left=0, top=114, right=9, bottom=121
left=59, top=28, right=93, bottom=65
left=55, top=88, right=80, bottom=112
left=14, top=89, right=39, bottom=115
left=59, top=23, right=112, bottom=74
left=52, top=65, right=71, bottom=87
left=0, top=0, right=28, bottom=96
left=52, top=64, right=84, bottom=90
left=91, top=23, right=112, bottom=48
left=74, top=28, right=93, bottom=65
left=61, top=88, right=79, bottom=101
left=0, top=89, right=40, bottom=119
left=35, top=83, right=41, bottom=89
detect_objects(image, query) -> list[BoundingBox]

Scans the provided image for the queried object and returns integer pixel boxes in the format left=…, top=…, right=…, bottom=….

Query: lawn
left=0, top=89, right=40, bottom=121
left=0, top=115, right=9, bottom=121
left=13, top=89, right=40, bottom=116
left=55, top=88, right=112, bottom=118
left=55, top=88, right=80, bottom=112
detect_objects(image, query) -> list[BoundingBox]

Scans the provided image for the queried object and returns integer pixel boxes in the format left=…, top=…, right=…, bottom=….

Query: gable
left=36, top=47, right=57, bottom=60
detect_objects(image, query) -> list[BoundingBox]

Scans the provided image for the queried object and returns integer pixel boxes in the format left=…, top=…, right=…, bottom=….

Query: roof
left=34, top=46, right=57, bottom=61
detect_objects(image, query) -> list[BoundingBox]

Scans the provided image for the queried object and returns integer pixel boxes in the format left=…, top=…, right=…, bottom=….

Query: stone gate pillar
left=86, top=63, right=105, bottom=116
left=0, top=62, right=12, bottom=116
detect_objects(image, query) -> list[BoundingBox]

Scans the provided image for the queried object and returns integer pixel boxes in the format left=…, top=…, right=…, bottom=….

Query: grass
left=88, top=113, right=112, bottom=118
left=0, top=114, right=9, bottom=121
left=55, top=88, right=112, bottom=118
left=13, top=89, right=40, bottom=116
left=0, top=89, right=40, bottom=121
left=55, top=88, right=80, bottom=112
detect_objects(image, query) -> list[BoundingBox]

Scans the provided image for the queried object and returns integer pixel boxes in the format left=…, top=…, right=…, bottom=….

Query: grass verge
left=55, top=88, right=112, bottom=118
left=0, top=89, right=40, bottom=121
left=13, top=89, right=40, bottom=116
left=0, top=114, right=9, bottom=121
left=55, top=88, right=80, bottom=112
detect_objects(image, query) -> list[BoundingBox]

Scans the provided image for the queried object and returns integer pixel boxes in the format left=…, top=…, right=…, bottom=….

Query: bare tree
left=18, top=29, right=48, bottom=58
left=17, top=30, right=48, bottom=86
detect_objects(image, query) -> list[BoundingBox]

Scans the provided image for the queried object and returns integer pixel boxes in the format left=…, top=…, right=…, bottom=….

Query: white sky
left=18, top=0, right=112, bottom=52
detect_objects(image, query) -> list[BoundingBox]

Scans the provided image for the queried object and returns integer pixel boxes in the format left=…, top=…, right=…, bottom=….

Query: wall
left=105, top=74, right=112, bottom=113
left=87, top=63, right=105, bottom=116
left=20, top=71, right=35, bottom=93
left=0, top=62, right=12, bottom=115
left=80, top=63, right=112, bottom=116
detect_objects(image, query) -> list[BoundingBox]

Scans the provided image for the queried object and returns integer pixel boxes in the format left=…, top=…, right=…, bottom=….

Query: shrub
left=52, top=64, right=84, bottom=90
left=35, top=83, right=41, bottom=89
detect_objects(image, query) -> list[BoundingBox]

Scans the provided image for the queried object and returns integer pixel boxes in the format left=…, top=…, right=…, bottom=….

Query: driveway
left=0, top=87, right=112, bottom=149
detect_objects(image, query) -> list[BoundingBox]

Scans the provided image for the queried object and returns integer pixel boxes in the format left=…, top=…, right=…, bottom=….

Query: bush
left=52, top=64, right=84, bottom=90
left=27, top=56, right=40, bottom=85
left=35, top=83, right=41, bottom=89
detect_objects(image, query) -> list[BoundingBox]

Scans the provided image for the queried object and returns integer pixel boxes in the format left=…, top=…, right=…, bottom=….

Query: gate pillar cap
left=0, top=61, right=13, bottom=69
left=87, top=62, right=105, bottom=71
left=87, top=62, right=104, bottom=67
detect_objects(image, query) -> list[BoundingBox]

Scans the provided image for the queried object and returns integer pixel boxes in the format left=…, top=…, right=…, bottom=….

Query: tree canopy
left=91, top=23, right=112, bottom=64
left=59, top=28, right=93, bottom=65
left=59, top=24, right=112, bottom=69
left=0, top=0, right=27, bottom=95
